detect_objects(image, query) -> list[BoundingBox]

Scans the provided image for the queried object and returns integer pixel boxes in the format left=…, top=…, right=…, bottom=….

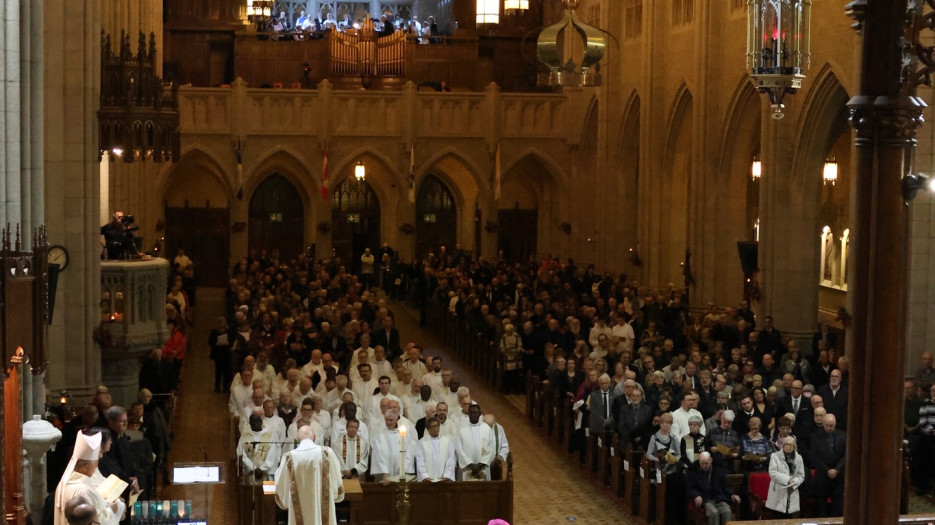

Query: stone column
left=44, top=0, right=104, bottom=401
left=842, top=1, right=925, bottom=523
left=907, top=90, right=935, bottom=375
left=757, top=102, right=821, bottom=349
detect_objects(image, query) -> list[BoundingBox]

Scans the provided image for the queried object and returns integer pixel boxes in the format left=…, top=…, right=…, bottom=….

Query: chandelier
left=751, top=155, right=762, bottom=181
left=823, top=156, right=837, bottom=186
left=536, top=0, right=607, bottom=87
left=355, top=161, right=366, bottom=182
left=746, top=0, right=812, bottom=119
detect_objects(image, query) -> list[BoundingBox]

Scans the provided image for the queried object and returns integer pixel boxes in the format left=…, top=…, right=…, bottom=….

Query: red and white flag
left=320, top=147, right=329, bottom=202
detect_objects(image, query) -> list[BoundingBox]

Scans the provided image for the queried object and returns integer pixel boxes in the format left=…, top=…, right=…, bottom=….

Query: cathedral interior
left=2, top=0, right=935, bottom=523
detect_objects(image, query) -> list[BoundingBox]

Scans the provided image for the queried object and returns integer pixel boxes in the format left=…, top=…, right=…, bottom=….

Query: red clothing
left=163, top=326, right=187, bottom=361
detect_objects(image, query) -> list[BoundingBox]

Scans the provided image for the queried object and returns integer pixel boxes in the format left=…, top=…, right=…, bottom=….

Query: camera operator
left=100, top=210, right=140, bottom=260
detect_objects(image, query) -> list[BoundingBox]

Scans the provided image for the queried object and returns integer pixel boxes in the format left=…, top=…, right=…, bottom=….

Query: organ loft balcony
left=162, top=0, right=557, bottom=93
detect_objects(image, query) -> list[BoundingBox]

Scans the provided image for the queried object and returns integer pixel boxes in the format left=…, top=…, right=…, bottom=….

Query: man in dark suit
left=812, top=321, right=838, bottom=355
left=733, top=394, right=761, bottom=435
left=816, top=369, right=848, bottom=431
left=613, top=386, right=653, bottom=451
left=811, top=413, right=846, bottom=517
left=776, top=380, right=812, bottom=436
left=587, top=374, right=617, bottom=435
left=319, top=321, right=348, bottom=366
left=685, top=452, right=741, bottom=525
left=371, top=316, right=402, bottom=359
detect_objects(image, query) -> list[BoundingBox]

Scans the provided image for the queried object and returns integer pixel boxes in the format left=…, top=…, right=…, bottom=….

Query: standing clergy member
left=415, top=417, right=456, bottom=482
left=457, top=404, right=495, bottom=481
left=275, top=425, right=345, bottom=525
left=54, top=431, right=124, bottom=525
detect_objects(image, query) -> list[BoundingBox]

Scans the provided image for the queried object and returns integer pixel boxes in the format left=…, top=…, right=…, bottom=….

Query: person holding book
left=54, top=431, right=124, bottom=525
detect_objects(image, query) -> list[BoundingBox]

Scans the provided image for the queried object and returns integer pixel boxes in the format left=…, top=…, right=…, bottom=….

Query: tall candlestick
left=399, top=425, right=408, bottom=478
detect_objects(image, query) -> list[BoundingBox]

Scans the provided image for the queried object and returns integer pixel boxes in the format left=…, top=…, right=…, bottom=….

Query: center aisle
left=390, top=300, right=636, bottom=525
left=159, top=288, right=634, bottom=524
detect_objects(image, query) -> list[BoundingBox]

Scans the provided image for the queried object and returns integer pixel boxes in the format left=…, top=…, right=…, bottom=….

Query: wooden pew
left=610, top=437, right=623, bottom=496
left=560, top=397, right=573, bottom=451
left=623, top=447, right=641, bottom=515
left=354, top=479, right=514, bottom=525
left=597, top=431, right=612, bottom=485
left=554, top=392, right=566, bottom=446
left=525, top=373, right=536, bottom=419
left=585, top=431, right=598, bottom=476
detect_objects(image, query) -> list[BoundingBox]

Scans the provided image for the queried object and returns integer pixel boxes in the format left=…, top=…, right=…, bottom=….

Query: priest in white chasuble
left=275, top=425, right=345, bottom=525
left=415, top=417, right=456, bottom=482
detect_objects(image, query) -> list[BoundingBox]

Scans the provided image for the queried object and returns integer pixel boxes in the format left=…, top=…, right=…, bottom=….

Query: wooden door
left=497, top=209, right=537, bottom=264
left=248, top=174, right=305, bottom=261
left=331, top=179, right=381, bottom=273
left=415, top=175, right=457, bottom=260
left=164, top=206, right=230, bottom=287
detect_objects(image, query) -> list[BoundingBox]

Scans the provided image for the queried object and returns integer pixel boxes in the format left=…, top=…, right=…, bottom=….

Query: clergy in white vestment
left=238, top=414, right=282, bottom=484
left=351, top=364, right=378, bottom=414
left=54, top=431, right=124, bottom=525
left=435, top=401, right=459, bottom=441
left=483, top=414, right=510, bottom=463
left=263, top=399, right=287, bottom=441
left=275, top=425, right=345, bottom=525
left=325, top=375, right=356, bottom=413
left=229, top=368, right=255, bottom=418
left=370, top=346, right=397, bottom=382
left=403, top=384, right=430, bottom=423
left=336, top=419, right=370, bottom=478
left=369, top=407, right=416, bottom=481
left=393, top=367, right=415, bottom=398
left=369, top=377, right=401, bottom=428
left=330, top=401, right=370, bottom=446
left=456, top=404, right=495, bottom=481
left=415, top=417, right=456, bottom=482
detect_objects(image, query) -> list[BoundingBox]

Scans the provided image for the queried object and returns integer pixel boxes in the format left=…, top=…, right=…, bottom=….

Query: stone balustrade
left=178, top=79, right=570, bottom=146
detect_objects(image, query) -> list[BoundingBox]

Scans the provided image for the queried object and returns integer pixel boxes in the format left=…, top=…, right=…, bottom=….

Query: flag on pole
left=494, top=142, right=501, bottom=201
left=320, top=147, right=329, bottom=202
left=408, top=143, right=416, bottom=203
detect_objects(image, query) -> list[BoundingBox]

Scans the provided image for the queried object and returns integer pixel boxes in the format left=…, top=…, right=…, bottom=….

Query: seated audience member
left=415, top=417, right=456, bottom=482
left=686, top=452, right=741, bottom=525
left=336, top=419, right=370, bottom=479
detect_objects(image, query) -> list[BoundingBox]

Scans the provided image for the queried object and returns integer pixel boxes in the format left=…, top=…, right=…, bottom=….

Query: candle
left=399, top=425, right=408, bottom=479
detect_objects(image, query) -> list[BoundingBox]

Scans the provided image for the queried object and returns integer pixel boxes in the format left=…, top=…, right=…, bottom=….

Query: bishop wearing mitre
left=54, top=431, right=124, bottom=525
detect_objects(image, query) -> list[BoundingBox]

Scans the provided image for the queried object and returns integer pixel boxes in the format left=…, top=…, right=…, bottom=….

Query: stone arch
left=616, top=90, right=641, bottom=271
left=658, top=83, right=694, bottom=287
left=710, top=75, right=763, bottom=302
left=792, top=64, right=851, bottom=194
left=244, top=147, right=317, bottom=213
left=497, top=150, right=564, bottom=264
left=158, top=144, right=235, bottom=204
left=158, top=145, right=235, bottom=287
left=416, top=145, right=488, bottom=196
left=329, top=148, right=400, bottom=248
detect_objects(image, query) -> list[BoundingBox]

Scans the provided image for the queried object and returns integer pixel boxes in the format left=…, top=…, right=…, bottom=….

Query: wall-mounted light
left=823, top=156, right=838, bottom=186
left=751, top=155, right=762, bottom=181
left=354, top=160, right=366, bottom=182
left=476, top=0, right=501, bottom=25
left=903, top=172, right=935, bottom=201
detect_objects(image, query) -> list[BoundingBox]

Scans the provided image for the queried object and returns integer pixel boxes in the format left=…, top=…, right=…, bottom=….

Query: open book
left=96, top=475, right=128, bottom=504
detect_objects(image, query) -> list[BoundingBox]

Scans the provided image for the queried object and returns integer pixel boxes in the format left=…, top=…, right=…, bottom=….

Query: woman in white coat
left=766, top=436, right=806, bottom=517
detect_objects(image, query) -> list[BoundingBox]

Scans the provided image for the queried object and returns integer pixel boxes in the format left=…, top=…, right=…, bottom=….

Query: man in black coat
left=816, top=369, right=848, bottom=431
left=775, top=380, right=812, bottom=437
left=811, top=413, right=846, bottom=517
left=371, top=315, right=402, bottom=359
left=613, top=385, right=653, bottom=451
left=685, top=452, right=741, bottom=525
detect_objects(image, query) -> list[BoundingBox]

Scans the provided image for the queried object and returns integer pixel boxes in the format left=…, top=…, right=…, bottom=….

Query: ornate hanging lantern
left=746, top=0, right=812, bottom=119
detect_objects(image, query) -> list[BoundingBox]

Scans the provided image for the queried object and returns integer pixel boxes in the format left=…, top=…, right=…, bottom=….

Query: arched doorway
left=249, top=173, right=305, bottom=259
left=415, top=175, right=457, bottom=260
left=331, top=179, right=381, bottom=273
left=163, top=153, right=231, bottom=287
